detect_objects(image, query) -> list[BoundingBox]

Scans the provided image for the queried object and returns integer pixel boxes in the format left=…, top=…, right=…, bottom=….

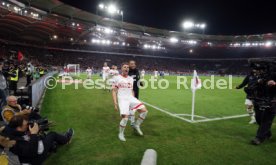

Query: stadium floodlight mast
left=97, top=3, right=124, bottom=22
left=182, top=20, right=206, bottom=34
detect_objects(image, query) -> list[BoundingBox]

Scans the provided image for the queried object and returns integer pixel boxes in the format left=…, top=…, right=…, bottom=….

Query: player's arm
left=112, top=87, right=118, bottom=111
left=236, top=75, right=249, bottom=89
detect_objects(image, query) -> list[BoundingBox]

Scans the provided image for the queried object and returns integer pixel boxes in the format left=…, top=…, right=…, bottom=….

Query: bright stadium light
left=265, top=41, right=273, bottom=47
left=53, top=35, right=58, bottom=39
left=200, top=24, right=206, bottom=29
left=107, top=4, right=117, bottom=14
left=170, top=37, right=179, bottom=43
left=97, top=3, right=124, bottom=21
left=104, top=28, right=113, bottom=34
left=183, top=21, right=194, bottom=29
left=99, top=3, right=104, bottom=9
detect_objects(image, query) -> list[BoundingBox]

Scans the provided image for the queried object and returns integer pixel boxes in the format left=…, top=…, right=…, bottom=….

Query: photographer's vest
left=10, top=69, right=19, bottom=82
left=39, top=69, right=44, bottom=75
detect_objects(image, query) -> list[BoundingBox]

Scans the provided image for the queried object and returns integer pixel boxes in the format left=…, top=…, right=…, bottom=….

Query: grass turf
left=42, top=75, right=276, bottom=165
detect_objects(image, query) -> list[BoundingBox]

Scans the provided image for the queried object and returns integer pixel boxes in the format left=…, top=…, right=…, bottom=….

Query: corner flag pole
left=191, top=88, right=196, bottom=121
left=191, top=70, right=201, bottom=122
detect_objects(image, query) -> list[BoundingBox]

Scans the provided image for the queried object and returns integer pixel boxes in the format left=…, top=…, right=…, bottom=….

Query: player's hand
left=29, top=123, right=39, bottom=134
left=268, top=80, right=276, bottom=86
left=114, top=103, right=118, bottom=112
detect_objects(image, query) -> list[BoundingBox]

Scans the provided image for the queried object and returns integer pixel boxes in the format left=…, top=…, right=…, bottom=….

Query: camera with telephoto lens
left=28, top=118, right=50, bottom=132
left=247, top=58, right=276, bottom=110
left=22, top=105, right=40, bottom=113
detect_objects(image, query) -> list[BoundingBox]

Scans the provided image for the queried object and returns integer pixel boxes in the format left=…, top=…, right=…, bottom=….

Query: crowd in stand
left=0, top=43, right=254, bottom=76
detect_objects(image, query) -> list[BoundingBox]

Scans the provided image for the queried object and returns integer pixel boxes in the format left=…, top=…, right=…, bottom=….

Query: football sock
left=129, top=110, right=136, bottom=125
left=136, top=111, right=148, bottom=126
left=119, top=118, right=128, bottom=134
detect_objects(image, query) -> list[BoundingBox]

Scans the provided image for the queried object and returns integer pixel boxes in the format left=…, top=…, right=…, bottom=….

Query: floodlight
left=200, top=24, right=206, bottom=29
left=99, top=4, right=104, bottom=9
left=183, top=21, right=194, bottom=29
left=265, top=41, right=272, bottom=47
left=170, top=37, right=179, bottom=43
left=107, top=4, right=117, bottom=14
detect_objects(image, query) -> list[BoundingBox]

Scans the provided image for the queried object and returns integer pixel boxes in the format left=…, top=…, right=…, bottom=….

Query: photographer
left=251, top=78, right=276, bottom=145
left=236, top=70, right=258, bottom=124
left=1, top=96, right=41, bottom=124
left=2, top=115, right=74, bottom=164
left=247, top=59, right=276, bottom=145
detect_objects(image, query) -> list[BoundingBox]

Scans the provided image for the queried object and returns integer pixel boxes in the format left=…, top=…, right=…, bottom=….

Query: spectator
left=0, top=59, right=8, bottom=108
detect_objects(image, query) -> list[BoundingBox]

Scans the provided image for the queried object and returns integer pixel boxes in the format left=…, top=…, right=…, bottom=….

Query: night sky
left=60, top=0, right=276, bottom=35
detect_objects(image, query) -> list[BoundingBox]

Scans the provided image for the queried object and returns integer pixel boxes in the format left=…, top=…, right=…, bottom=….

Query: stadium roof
left=0, top=0, right=276, bottom=44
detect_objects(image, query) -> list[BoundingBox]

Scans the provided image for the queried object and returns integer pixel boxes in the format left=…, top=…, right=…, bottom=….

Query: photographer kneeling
left=2, top=96, right=41, bottom=124
left=2, top=115, right=74, bottom=164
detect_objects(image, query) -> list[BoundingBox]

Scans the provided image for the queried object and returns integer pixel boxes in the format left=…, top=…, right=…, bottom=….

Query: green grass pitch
left=41, top=74, right=276, bottom=165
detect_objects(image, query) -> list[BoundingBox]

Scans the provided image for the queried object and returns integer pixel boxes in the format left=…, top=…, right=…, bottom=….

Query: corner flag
left=191, top=70, right=202, bottom=91
left=191, top=70, right=201, bottom=121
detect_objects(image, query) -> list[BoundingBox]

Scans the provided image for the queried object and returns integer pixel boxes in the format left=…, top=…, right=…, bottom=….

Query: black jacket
left=236, top=74, right=258, bottom=89
left=2, top=126, right=40, bottom=164
left=129, top=68, right=141, bottom=98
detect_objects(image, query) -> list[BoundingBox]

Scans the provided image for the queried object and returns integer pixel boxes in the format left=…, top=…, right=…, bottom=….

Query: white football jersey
left=113, top=75, right=133, bottom=99
left=86, top=69, right=92, bottom=74
left=102, top=66, right=110, bottom=75
left=154, top=71, right=158, bottom=76
left=141, top=70, right=145, bottom=75
left=109, top=69, right=119, bottom=78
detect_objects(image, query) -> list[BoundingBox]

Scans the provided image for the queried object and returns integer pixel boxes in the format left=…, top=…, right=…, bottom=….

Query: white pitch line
left=174, top=114, right=208, bottom=119
left=142, top=101, right=249, bottom=123
left=142, top=101, right=193, bottom=123
left=193, top=114, right=249, bottom=123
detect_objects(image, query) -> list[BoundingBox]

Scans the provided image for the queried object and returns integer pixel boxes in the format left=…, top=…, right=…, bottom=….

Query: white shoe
left=249, top=118, right=256, bottom=124
left=134, top=125, right=143, bottom=136
left=118, top=133, right=126, bottom=142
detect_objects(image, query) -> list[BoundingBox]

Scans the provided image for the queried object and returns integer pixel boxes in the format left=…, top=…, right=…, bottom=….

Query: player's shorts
left=245, top=99, right=253, bottom=106
left=102, top=74, right=107, bottom=81
left=118, top=96, right=145, bottom=115
left=141, top=74, right=145, bottom=78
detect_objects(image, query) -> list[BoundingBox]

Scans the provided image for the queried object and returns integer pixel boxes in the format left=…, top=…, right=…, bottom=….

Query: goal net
left=67, top=64, right=80, bottom=76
